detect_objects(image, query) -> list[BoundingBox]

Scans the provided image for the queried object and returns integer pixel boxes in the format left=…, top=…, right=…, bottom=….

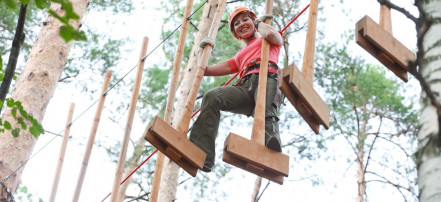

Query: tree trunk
left=0, top=0, right=89, bottom=199
left=356, top=140, right=366, bottom=202
left=117, top=137, right=147, bottom=201
left=0, top=4, right=27, bottom=103
left=158, top=0, right=218, bottom=201
left=250, top=177, right=262, bottom=202
left=417, top=1, right=441, bottom=202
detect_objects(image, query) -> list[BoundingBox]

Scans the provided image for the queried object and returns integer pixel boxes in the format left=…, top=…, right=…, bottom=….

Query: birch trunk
left=417, top=1, right=441, bottom=201
left=158, top=0, right=218, bottom=201
left=0, top=0, right=89, bottom=198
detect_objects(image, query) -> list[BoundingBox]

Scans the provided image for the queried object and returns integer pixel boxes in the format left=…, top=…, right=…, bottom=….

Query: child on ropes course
left=189, top=7, right=284, bottom=172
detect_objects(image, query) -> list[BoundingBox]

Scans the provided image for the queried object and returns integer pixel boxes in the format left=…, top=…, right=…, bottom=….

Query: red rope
left=280, top=4, right=310, bottom=34
left=191, top=72, right=239, bottom=118
left=100, top=149, right=158, bottom=202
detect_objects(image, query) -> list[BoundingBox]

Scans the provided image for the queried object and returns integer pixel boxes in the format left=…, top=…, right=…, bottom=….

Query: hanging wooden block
left=223, top=133, right=289, bottom=185
left=356, top=15, right=415, bottom=82
left=279, top=63, right=330, bottom=134
left=145, top=116, right=206, bottom=177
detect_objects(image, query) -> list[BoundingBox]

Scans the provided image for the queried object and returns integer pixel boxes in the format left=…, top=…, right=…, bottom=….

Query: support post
left=110, top=37, right=149, bottom=202
left=301, top=0, right=318, bottom=84
left=49, top=103, right=75, bottom=202
left=149, top=0, right=194, bottom=201
left=379, top=0, right=392, bottom=34
left=72, top=71, right=112, bottom=201
left=251, top=0, right=273, bottom=145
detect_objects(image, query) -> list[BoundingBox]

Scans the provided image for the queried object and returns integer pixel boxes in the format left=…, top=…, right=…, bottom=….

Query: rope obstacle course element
left=223, top=0, right=289, bottom=185
left=278, top=0, right=330, bottom=134
left=144, top=0, right=228, bottom=177
left=148, top=0, right=196, bottom=201
left=98, top=1, right=316, bottom=199
left=355, top=1, right=415, bottom=82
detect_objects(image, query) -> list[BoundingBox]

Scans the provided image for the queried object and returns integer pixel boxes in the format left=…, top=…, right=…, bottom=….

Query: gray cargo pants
left=189, top=73, right=281, bottom=171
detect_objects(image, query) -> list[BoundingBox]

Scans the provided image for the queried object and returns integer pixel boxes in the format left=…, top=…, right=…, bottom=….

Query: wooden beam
left=150, top=0, right=194, bottom=201
left=72, top=71, right=112, bottom=201
left=145, top=116, right=205, bottom=177
left=301, top=0, right=318, bottom=84
left=49, top=103, right=75, bottom=202
left=356, top=15, right=415, bottom=82
left=223, top=133, right=289, bottom=185
left=145, top=0, right=227, bottom=177
left=110, top=37, right=148, bottom=202
left=279, top=64, right=330, bottom=134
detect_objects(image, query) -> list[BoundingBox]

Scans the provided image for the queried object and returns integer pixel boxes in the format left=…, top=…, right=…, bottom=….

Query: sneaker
left=201, top=161, right=213, bottom=173
left=266, top=136, right=282, bottom=152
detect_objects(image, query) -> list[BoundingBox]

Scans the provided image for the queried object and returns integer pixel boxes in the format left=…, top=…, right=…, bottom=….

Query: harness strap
left=235, top=59, right=278, bottom=85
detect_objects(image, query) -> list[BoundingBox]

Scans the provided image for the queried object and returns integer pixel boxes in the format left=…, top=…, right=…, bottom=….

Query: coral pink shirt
left=227, top=38, right=281, bottom=78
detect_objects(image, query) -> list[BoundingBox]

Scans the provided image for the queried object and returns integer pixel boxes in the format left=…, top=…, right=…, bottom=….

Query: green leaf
left=6, top=99, right=14, bottom=107
left=12, top=128, right=20, bottom=138
left=29, top=126, right=40, bottom=138
left=48, top=10, right=68, bottom=24
left=34, top=0, right=47, bottom=9
left=59, top=25, right=74, bottom=42
left=11, top=108, right=17, bottom=119
left=4, top=0, right=17, bottom=9
left=60, top=1, right=79, bottom=19
left=4, top=121, right=12, bottom=130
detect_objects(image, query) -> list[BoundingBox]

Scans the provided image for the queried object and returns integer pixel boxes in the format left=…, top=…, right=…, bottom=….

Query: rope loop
left=259, top=14, right=273, bottom=24
left=199, top=37, right=216, bottom=50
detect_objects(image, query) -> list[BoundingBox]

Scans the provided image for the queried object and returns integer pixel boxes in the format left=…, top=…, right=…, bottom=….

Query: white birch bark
left=417, top=1, right=441, bottom=201
left=0, top=0, right=89, bottom=197
left=158, top=0, right=218, bottom=201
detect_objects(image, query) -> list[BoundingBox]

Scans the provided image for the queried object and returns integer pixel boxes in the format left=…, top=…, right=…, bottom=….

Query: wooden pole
left=110, top=37, right=149, bottom=202
left=379, top=0, right=392, bottom=34
left=175, top=0, right=227, bottom=136
left=72, top=71, right=112, bottom=202
left=251, top=0, right=273, bottom=144
left=149, top=0, right=194, bottom=201
left=301, top=0, right=318, bottom=84
left=49, top=103, right=75, bottom=202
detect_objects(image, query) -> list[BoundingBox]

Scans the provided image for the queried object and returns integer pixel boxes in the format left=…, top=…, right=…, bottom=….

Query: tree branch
left=377, top=0, right=418, bottom=23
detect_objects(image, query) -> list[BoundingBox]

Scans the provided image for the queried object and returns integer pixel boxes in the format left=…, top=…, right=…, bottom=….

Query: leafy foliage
left=0, top=98, right=44, bottom=138
left=2, top=0, right=87, bottom=42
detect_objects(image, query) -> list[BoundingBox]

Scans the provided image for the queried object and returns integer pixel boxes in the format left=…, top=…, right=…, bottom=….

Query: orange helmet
left=228, top=7, right=257, bottom=39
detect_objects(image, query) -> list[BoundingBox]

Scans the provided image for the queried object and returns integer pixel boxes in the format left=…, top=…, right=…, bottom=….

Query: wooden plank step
left=222, top=133, right=289, bottom=185
left=144, top=116, right=206, bottom=177
left=356, top=15, right=415, bottom=82
left=278, top=64, right=330, bottom=134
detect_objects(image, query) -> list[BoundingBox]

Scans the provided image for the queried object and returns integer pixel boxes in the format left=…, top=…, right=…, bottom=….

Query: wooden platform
left=356, top=15, right=415, bottom=82
left=278, top=64, right=330, bottom=134
left=144, top=116, right=206, bottom=177
left=222, top=133, right=289, bottom=185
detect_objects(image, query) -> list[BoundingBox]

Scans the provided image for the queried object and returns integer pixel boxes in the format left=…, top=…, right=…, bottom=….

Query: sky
left=15, top=0, right=421, bottom=201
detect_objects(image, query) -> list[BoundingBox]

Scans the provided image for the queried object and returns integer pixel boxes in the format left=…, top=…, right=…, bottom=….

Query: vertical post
left=379, top=0, right=392, bottom=34
left=110, top=37, right=149, bottom=202
left=149, top=0, right=194, bottom=201
left=175, top=0, right=227, bottom=136
left=251, top=0, right=273, bottom=144
left=72, top=71, right=112, bottom=201
left=301, top=0, right=318, bottom=85
left=49, top=103, right=75, bottom=202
